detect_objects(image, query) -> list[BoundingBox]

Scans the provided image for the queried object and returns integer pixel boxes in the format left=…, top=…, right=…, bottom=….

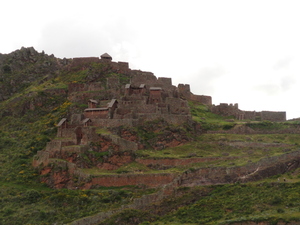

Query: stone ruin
left=64, top=53, right=212, bottom=131
left=33, top=53, right=209, bottom=175
left=211, top=103, right=286, bottom=122
left=36, top=53, right=287, bottom=158
left=32, top=52, right=289, bottom=190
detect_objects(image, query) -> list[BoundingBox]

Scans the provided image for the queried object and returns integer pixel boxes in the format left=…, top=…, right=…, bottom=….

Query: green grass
left=82, top=162, right=182, bottom=175
left=136, top=133, right=300, bottom=168
left=96, top=128, right=111, bottom=135
left=157, top=182, right=300, bottom=225
left=101, top=181, right=300, bottom=225
left=0, top=181, right=153, bottom=225
left=189, top=101, right=237, bottom=131
left=2, top=53, right=300, bottom=225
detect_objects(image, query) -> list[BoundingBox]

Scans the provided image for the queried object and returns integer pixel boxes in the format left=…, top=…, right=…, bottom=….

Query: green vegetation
left=100, top=180, right=300, bottom=225
left=0, top=182, right=149, bottom=225
left=189, top=101, right=236, bottom=131
left=136, top=133, right=300, bottom=170
left=2, top=48, right=300, bottom=224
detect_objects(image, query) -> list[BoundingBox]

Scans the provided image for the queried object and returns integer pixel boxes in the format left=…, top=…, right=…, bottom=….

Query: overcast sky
left=1, top=0, right=300, bottom=119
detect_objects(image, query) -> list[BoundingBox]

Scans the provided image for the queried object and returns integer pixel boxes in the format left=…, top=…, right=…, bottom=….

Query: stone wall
left=157, top=77, right=172, bottom=86
left=110, top=61, right=130, bottom=74
left=180, top=150, right=300, bottom=186
left=68, top=151, right=300, bottom=225
left=190, top=94, right=212, bottom=105
left=130, top=70, right=157, bottom=86
left=71, top=57, right=130, bottom=75
left=57, top=127, right=76, bottom=138
left=101, top=134, right=138, bottom=151
left=106, top=76, right=120, bottom=89
left=91, top=173, right=177, bottom=187
left=92, top=118, right=139, bottom=127
left=243, top=111, right=257, bottom=120
left=33, top=150, right=50, bottom=167
left=211, top=103, right=240, bottom=118
left=165, top=98, right=190, bottom=115
left=138, top=114, right=191, bottom=125
left=261, top=111, right=286, bottom=122
left=211, top=103, right=287, bottom=122
left=84, top=110, right=109, bottom=119
left=72, top=57, right=100, bottom=67
left=136, top=156, right=237, bottom=167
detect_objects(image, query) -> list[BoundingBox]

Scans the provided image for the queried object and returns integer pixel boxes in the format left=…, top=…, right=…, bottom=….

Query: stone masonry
left=211, top=103, right=286, bottom=122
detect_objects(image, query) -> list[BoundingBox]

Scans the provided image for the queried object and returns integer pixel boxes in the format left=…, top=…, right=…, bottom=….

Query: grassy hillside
left=1, top=48, right=300, bottom=225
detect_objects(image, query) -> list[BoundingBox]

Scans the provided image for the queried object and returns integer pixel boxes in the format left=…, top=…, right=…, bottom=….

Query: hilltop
left=1, top=47, right=300, bottom=225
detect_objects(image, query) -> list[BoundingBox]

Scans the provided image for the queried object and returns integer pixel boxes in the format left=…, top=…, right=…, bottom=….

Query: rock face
left=0, top=47, right=69, bottom=101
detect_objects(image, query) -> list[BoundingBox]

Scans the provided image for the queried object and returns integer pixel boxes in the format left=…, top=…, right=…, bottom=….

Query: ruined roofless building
left=59, top=53, right=215, bottom=137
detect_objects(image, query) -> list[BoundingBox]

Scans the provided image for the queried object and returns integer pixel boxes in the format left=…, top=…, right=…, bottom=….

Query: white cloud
left=1, top=0, right=300, bottom=119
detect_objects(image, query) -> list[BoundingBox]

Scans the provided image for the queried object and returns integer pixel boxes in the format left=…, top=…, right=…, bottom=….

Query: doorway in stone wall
left=75, top=127, right=83, bottom=145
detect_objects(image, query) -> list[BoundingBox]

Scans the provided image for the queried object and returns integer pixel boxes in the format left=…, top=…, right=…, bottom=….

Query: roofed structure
left=57, top=118, right=67, bottom=127
left=107, top=99, right=118, bottom=108
left=100, top=53, right=112, bottom=61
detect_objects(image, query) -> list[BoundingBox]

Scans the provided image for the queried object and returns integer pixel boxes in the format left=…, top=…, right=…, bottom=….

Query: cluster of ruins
left=211, top=103, right=286, bottom=122
left=32, top=53, right=288, bottom=189
left=59, top=53, right=212, bottom=133
left=58, top=53, right=286, bottom=141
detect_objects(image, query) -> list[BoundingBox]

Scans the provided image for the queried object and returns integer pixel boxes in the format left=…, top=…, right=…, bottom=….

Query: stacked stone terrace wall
left=177, top=83, right=191, bottom=100
left=57, top=128, right=76, bottom=138
left=72, top=57, right=100, bottom=67
left=211, top=103, right=240, bottom=118
left=69, top=151, right=300, bottom=225
left=136, top=156, right=238, bottom=167
left=180, top=150, right=300, bottom=186
left=110, top=61, right=129, bottom=74
left=117, top=104, right=156, bottom=114
left=81, top=127, right=99, bottom=144
left=46, top=140, right=62, bottom=152
left=114, top=108, right=132, bottom=118
left=165, top=97, right=189, bottom=114
left=101, top=134, right=138, bottom=151
left=92, top=115, right=190, bottom=127
left=91, top=173, right=176, bottom=188
left=71, top=57, right=130, bottom=74
left=190, top=94, right=212, bottom=105
left=212, top=103, right=287, bottom=122
left=106, top=76, right=120, bottom=89
left=119, top=99, right=147, bottom=107
left=138, top=114, right=191, bottom=125
left=33, top=150, right=50, bottom=167
left=92, top=118, right=139, bottom=128
left=243, top=111, right=257, bottom=120
left=136, top=104, right=156, bottom=114
left=261, top=111, right=286, bottom=122
left=84, top=110, right=109, bottom=119
left=157, top=77, right=172, bottom=86
left=130, top=70, right=157, bottom=86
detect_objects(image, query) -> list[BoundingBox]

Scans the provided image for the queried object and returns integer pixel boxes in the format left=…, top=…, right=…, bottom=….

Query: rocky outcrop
left=0, top=47, right=69, bottom=101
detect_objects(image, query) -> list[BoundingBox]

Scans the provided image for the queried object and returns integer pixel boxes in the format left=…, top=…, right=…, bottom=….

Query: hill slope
left=1, top=47, right=300, bottom=225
